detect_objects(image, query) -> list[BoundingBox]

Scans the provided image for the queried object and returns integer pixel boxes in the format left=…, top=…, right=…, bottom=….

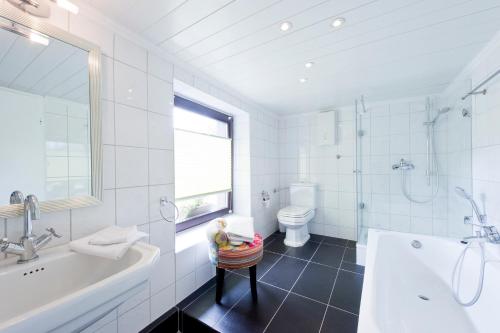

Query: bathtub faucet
left=461, top=216, right=500, bottom=244
left=462, top=223, right=500, bottom=244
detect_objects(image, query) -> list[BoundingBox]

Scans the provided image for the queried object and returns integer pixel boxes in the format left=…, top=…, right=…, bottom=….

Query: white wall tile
left=195, top=262, right=215, bottom=289
left=102, top=145, right=115, bottom=190
left=149, top=220, right=175, bottom=255
left=148, top=113, right=173, bottom=150
left=115, top=147, right=148, bottom=188
left=72, top=189, right=116, bottom=239
left=114, top=61, right=147, bottom=110
left=175, top=272, right=196, bottom=303
left=175, top=246, right=196, bottom=281
left=148, top=53, right=174, bottom=83
left=150, top=283, right=175, bottom=322
left=114, top=36, right=147, bottom=72
left=101, top=56, right=114, bottom=101
left=116, top=187, right=148, bottom=227
left=150, top=251, right=175, bottom=294
left=115, top=104, right=148, bottom=147
left=148, top=75, right=173, bottom=116
left=149, top=149, right=174, bottom=185
left=101, top=100, right=115, bottom=144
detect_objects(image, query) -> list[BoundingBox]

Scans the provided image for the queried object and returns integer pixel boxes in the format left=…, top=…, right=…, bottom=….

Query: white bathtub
left=358, top=229, right=500, bottom=333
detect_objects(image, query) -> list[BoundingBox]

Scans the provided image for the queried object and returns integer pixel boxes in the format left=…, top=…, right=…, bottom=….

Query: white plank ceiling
left=0, top=28, right=89, bottom=104
left=83, top=0, right=500, bottom=113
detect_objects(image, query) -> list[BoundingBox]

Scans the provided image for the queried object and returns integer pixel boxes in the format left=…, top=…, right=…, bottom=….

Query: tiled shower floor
left=174, top=233, right=364, bottom=333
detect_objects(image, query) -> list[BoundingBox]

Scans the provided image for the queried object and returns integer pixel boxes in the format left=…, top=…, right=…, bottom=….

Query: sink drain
left=418, top=295, right=430, bottom=301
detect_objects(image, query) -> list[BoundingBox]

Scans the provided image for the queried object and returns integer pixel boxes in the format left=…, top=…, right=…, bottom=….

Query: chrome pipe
left=462, top=68, right=500, bottom=100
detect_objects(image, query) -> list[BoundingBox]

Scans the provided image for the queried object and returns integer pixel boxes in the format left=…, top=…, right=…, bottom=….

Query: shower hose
left=399, top=120, right=440, bottom=204
left=451, top=239, right=485, bottom=306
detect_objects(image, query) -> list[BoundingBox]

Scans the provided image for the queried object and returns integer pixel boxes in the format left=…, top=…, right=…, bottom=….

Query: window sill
left=175, top=221, right=211, bottom=254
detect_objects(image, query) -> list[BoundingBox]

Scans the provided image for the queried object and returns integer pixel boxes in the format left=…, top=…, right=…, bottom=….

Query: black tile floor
left=176, top=232, right=365, bottom=333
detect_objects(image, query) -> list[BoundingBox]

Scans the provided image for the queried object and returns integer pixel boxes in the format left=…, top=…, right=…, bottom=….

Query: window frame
left=174, top=95, right=233, bottom=232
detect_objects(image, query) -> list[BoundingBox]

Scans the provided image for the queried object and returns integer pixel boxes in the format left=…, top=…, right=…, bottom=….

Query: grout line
left=263, top=249, right=363, bottom=275
left=172, top=0, right=282, bottom=55
left=182, top=270, right=237, bottom=311
left=257, top=254, right=284, bottom=282
left=190, top=0, right=333, bottom=65
left=182, top=284, right=216, bottom=312
left=262, top=237, right=277, bottom=249
left=157, top=1, right=237, bottom=45
left=328, top=304, right=360, bottom=317
left=213, top=288, right=251, bottom=328
left=318, top=246, right=348, bottom=333
left=184, top=236, right=362, bottom=332
left=262, top=237, right=324, bottom=332
left=257, top=277, right=359, bottom=317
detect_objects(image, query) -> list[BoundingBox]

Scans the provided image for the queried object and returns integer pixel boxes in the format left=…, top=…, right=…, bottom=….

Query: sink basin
left=0, top=242, right=159, bottom=333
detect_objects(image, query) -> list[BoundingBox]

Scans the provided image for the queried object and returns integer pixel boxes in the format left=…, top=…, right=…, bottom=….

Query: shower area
left=354, top=86, right=474, bottom=245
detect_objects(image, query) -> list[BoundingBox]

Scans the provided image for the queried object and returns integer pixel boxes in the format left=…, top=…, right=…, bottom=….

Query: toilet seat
left=278, top=206, right=314, bottom=224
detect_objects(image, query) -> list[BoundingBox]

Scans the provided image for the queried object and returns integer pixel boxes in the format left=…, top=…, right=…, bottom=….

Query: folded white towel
left=88, top=226, right=139, bottom=245
left=225, top=216, right=254, bottom=243
left=70, top=228, right=147, bottom=260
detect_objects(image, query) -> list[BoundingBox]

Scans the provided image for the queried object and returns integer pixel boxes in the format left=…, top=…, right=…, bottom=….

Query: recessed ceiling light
left=299, top=78, right=308, bottom=83
left=280, top=21, right=293, bottom=32
left=331, top=17, right=346, bottom=28
left=305, top=62, right=314, bottom=68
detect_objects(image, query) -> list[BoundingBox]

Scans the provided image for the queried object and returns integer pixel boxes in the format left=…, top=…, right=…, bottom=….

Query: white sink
left=0, top=242, right=160, bottom=333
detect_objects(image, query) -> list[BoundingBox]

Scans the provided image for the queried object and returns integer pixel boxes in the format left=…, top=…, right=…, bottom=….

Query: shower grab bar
left=461, top=68, right=500, bottom=100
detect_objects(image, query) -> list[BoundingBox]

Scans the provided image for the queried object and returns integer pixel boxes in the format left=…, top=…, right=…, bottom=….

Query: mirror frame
left=0, top=5, right=102, bottom=218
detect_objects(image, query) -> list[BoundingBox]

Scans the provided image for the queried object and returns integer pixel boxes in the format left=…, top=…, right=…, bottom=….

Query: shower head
left=455, top=186, right=485, bottom=224
left=455, top=186, right=471, bottom=199
left=428, top=106, right=451, bottom=124
left=360, top=96, right=368, bottom=114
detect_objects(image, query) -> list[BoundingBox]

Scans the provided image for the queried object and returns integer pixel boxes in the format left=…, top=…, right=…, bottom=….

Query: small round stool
left=208, top=231, right=263, bottom=304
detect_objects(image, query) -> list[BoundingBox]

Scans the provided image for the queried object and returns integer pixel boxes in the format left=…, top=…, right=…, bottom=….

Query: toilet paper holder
left=261, top=191, right=271, bottom=202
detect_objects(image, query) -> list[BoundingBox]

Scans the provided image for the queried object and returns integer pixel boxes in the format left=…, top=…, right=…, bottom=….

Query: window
left=173, top=96, right=233, bottom=232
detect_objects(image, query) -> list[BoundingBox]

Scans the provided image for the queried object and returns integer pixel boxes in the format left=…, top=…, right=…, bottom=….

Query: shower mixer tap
left=392, top=159, right=414, bottom=171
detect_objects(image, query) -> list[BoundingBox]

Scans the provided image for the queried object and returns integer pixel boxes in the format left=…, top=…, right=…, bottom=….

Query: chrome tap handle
left=1, top=238, right=9, bottom=251
left=464, top=216, right=475, bottom=225
left=463, top=216, right=485, bottom=227
left=9, top=191, right=24, bottom=204
left=46, top=228, right=62, bottom=238
left=483, top=226, right=500, bottom=243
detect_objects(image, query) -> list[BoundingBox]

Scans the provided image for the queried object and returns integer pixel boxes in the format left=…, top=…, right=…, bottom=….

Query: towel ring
left=159, top=197, right=179, bottom=223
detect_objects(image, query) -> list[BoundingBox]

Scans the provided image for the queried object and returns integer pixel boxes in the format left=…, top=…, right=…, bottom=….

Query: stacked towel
left=70, top=226, right=147, bottom=260
left=225, top=216, right=255, bottom=244
left=88, top=226, right=140, bottom=245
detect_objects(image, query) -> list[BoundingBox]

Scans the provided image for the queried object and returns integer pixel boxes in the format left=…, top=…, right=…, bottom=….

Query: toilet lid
left=278, top=206, right=312, bottom=218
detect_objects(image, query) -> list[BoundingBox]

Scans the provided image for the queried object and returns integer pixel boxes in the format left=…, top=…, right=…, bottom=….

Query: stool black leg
left=249, top=265, right=258, bottom=301
left=216, top=267, right=225, bottom=304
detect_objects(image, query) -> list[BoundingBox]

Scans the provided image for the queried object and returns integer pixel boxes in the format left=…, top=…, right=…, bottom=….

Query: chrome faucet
left=1, top=193, right=61, bottom=263
left=392, top=158, right=415, bottom=171
left=456, top=187, right=500, bottom=244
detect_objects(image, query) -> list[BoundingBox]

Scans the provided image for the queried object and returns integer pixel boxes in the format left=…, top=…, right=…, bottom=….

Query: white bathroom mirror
left=0, top=8, right=101, bottom=218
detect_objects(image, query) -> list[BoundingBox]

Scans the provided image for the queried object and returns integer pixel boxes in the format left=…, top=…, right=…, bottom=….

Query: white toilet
left=277, top=183, right=317, bottom=247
